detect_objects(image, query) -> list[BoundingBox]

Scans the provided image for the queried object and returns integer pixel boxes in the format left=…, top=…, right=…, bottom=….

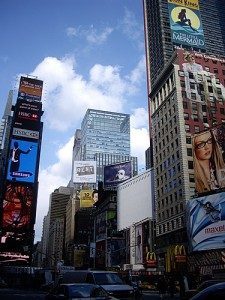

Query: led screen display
left=18, top=76, right=43, bottom=101
left=7, top=138, right=38, bottom=183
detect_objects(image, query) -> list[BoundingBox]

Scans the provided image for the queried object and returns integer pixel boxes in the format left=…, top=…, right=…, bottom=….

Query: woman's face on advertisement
left=195, top=131, right=213, bottom=160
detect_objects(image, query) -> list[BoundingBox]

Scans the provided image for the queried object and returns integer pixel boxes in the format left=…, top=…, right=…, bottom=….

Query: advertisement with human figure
left=79, top=189, right=98, bottom=207
left=168, top=0, right=205, bottom=50
left=7, top=138, right=38, bottom=183
left=181, top=51, right=225, bottom=103
left=192, top=125, right=225, bottom=194
left=104, top=161, right=132, bottom=188
left=187, top=192, right=225, bottom=251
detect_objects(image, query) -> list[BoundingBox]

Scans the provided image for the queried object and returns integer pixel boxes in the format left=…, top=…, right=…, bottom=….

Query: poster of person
left=104, top=161, right=132, bottom=187
left=2, top=183, right=34, bottom=231
left=182, top=51, right=225, bottom=103
left=187, top=192, right=225, bottom=251
left=7, top=138, right=38, bottom=183
left=192, top=125, right=225, bottom=194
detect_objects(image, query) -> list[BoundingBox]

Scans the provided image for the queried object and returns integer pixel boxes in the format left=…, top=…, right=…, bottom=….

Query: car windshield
left=94, top=273, right=123, bottom=285
left=68, top=284, right=94, bottom=298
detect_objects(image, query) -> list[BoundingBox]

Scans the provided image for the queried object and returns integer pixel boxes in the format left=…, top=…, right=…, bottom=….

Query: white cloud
left=66, top=27, right=78, bottom=37
left=32, top=56, right=149, bottom=241
left=85, top=25, right=114, bottom=45
left=65, top=25, right=113, bottom=45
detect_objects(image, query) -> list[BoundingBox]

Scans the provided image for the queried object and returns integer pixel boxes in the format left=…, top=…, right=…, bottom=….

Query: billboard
left=13, top=99, right=42, bottom=131
left=73, top=161, right=96, bottom=183
left=18, top=76, right=43, bottom=102
left=181, top=51, right=225, bottom=103
left=2, top=182, right=34, bottom=232
left=192, top=125, right=225, bottom=194
left=187, top=192, right=225, bottom=251
left=80, top=189, right=98, bottom=208
left=167, top=0, right=205, bottom=50
left=104, top=161, right=132, bottom=187
left=7, top=138, right=38, bottom=183
left=135, top=224, right=143, bottom=264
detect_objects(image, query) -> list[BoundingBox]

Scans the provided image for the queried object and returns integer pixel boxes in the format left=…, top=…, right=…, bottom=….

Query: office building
left=71, top=109, right=138, bottom=183
left=143, top=0, right=225, bottom=89
left=149, top=48, right=225, bottom=272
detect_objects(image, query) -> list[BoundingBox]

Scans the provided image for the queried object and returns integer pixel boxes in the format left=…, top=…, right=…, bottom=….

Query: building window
left=189, top=174, right=195, bottom=183
left=188, top=161, right=194, bottom=169
left=183, top=101, right=188, bottom=109
left=187, top=148, right=192, bottom=156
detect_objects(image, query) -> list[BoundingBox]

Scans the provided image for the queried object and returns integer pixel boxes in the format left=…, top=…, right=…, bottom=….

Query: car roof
left=192, top=282, right=225, bottom=299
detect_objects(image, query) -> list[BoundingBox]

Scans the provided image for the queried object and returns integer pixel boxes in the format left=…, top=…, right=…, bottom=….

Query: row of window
left=157, top=216, right=184, bottom=235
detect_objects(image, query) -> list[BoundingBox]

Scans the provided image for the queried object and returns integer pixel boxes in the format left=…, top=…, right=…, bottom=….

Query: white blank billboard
left=117, top=169, right=154, bottom=230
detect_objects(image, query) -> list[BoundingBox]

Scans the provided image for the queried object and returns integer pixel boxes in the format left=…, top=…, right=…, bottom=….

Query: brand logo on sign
left=13, top=128, right=39, bottom=140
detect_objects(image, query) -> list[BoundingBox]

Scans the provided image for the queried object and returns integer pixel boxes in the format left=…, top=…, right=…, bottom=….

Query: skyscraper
left=71, top=109, right=138, bottom=183
left=143, top=0, right=225, bottom=89
left=143, top=0, right=225, bottom=274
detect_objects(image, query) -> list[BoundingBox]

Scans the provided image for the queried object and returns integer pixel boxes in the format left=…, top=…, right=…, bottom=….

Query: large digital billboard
left=2, top=182, right=34, bottom=232
left=187, top=192, right=225, bottom=251
left=7, top=138, right=38, bottom=183
left=18, top=76, right=43, bottom=102
left=167, top=0, right=205, bottom=50
left=104, top=161, right=132, bottom=187
left=192, top=125, right=225, bottom=194
left=73, top=161, right=97, bottom=183
left=13, top=99, right=42, bottom=131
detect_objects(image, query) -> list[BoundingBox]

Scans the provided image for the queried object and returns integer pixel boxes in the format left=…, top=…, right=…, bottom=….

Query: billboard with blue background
left=168, top=0, right=205, bottom=50
left=104, top=161, right=132, bottom=188
left=7, top=138, right=38, bottom=183
left=187, top=192, right=225, bottom=251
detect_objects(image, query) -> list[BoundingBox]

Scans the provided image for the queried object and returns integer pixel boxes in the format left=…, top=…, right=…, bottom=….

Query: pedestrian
left=168, top=276, right=176, bottom=298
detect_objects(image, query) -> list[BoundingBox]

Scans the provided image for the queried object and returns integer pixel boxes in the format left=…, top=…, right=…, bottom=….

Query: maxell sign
left=13, top=128, right=39, bottom=140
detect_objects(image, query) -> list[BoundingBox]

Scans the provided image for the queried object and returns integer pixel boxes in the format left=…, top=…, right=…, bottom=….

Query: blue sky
left=0, top=0, right=149, bottom=241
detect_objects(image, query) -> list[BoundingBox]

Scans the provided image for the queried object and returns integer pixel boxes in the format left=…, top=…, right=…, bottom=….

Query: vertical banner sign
left=167, top=0, right=205, bottom=50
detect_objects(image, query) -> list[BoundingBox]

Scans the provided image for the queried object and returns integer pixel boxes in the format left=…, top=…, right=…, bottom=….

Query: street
left=0, top=288, right=181, bottom=299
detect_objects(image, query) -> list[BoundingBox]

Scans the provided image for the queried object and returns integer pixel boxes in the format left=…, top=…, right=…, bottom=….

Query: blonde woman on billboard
left=193, top=129, right=225, bottom=193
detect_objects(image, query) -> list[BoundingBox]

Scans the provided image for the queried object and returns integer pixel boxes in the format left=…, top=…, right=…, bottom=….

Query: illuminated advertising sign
left=7, top=138, right=38, bottom=183
left=13, top=99, right=42, bottom=131
left=192, top=125, right=225, bottom=194
left=18, top=76, right=43, bottom=102
left=2, top=183, right=34, bottom=231
left=167, top=0, right=205, bottom=50
left=187, top=192, right=225, bottom=251
left=12, top=128, right=39, bottom=140
left=104, top=161, right=132, bottom=187
left=73, top=161, right=96, bottom=183
left=80, top=189, right=98, bottom=208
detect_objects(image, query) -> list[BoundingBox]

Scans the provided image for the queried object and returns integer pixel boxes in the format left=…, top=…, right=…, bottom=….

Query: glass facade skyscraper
left=80, top=109, right=130, bottom=160
left=72, top=109, right=137, bottom=183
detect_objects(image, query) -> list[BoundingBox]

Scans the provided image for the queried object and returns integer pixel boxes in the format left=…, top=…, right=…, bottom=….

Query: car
left=45, top=283, right=118, bottom=299
left=190, top=282, right=225, bottom=300
left=183, top=279, right=225, bottom=299
left=58, top=270, right=135, bottom=299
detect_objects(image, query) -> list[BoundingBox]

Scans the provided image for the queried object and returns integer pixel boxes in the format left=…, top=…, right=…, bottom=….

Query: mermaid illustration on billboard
left=177, top=9, right=198, bottom=32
